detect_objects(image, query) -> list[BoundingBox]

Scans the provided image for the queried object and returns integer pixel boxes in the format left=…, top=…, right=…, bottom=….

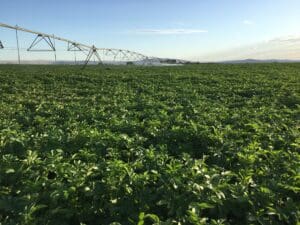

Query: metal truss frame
left=67, top=42, right=89, bottom=65
left=27, top=34, right=56, bottom=51
left=67, top=42, right=86, bottom=52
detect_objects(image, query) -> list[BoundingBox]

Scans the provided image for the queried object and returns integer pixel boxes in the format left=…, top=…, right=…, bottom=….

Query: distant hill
left=1, top=58, right=300, bottom=65
left=220, top=59, right=300, bottom=64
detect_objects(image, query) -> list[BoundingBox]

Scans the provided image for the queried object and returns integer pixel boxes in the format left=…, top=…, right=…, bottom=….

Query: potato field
left=0, top=64, right=299, bottom=225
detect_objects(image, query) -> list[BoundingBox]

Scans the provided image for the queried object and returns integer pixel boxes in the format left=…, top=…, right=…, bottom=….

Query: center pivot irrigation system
left=0, top=22, right=160, bottom=67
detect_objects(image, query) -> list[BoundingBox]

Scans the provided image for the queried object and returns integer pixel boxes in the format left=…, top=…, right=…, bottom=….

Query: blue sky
left=1, top=0, right=300, bottom=61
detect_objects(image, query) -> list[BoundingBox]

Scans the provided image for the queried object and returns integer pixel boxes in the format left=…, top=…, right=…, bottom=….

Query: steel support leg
left=15, top=28, right=21, bottom=64
left=82, top=46, right=102, bottom=69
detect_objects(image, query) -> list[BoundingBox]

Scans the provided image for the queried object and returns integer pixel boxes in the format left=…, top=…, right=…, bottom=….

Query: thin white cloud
left=133, top=29, right=208, bottom=35
left=268, top=35, right=300, bottom=43
left=196, top=34, right=300, bottom=61
left=243, top=20, right=254, bottom=25
left=173, top=22, right=186, bottom=26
